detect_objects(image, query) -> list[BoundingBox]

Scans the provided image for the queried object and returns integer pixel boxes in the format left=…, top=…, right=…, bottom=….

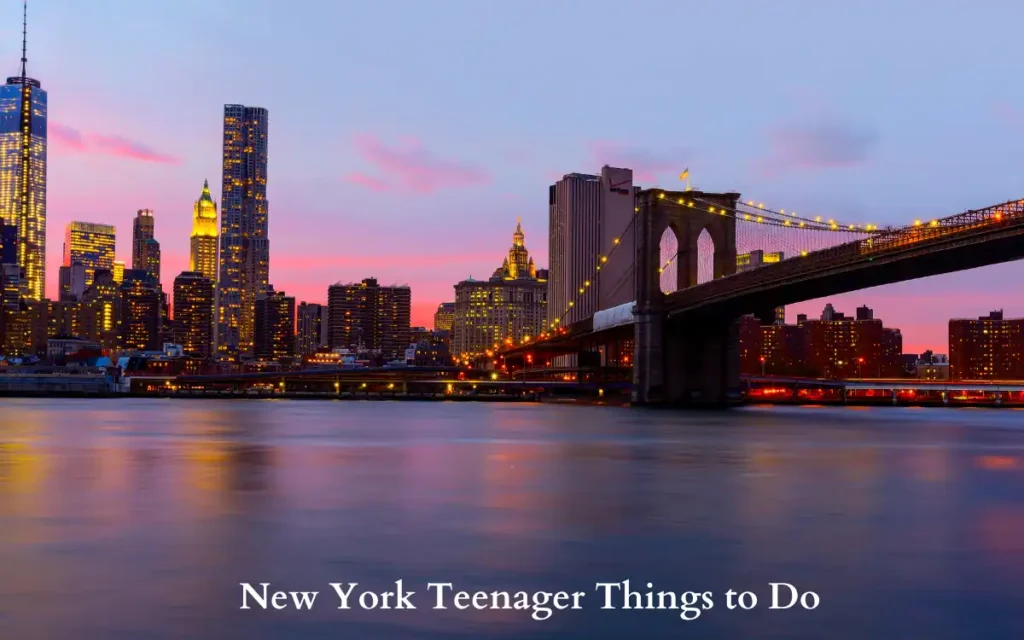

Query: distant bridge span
left=663, top=198, right=1024, bottom=320
left=497, top=191, right=1024, bottom=408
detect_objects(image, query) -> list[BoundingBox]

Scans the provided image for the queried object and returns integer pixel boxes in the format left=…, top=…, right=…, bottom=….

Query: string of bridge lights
left=550, top=207, right=641, bottom=331
left=490, top=189, right=870, bottom=356
left=461, top=202, right=639, bottom=362
left=659, top=191, right=884, bottom=233
left=474, top=204, right=643, bottom=361
left=488, top=183, right=954, bottom=357
left=653, top=193, right=877, bottom=274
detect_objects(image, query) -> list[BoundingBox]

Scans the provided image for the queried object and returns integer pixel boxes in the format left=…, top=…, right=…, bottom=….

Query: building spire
left=20, top=0, right=28, bottom=79
left=513, top=217, right=524, bottom=247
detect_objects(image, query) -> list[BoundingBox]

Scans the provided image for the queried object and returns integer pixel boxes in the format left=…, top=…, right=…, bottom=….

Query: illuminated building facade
left=143, top=238, right=161, bottom=283
left=452, top=221, right=547, bottom=358
left=737, top=250, right=785, bottom=324
left=433, top=302, right=455, bottom=332
left=79, top=269, right=119, bottom=350
left=327, top=278, right=411, bottom=358
left=112, top=260, right=124, bottom=284
left=739, top=305, right=902, bottom=378
left=803, top=305, right=903, bottom=379
left=0, top=7, right=47, bottom=302
left=132, top=209, right=154, bottom=270
left=254, top=286, right=295, bottom=361
left=296, top=301, right=327, bottom=356
left=0, top=299, right=80, bottom=357
left=190, top=179, right=218, bottom=282
left=172, top=271, right=214, bottom=357
left=131, top=210, right=160, bottom=283
left=736, top=250, right=783, bottom=271
left=949, top=310, right=1024, bottom=380
left=63, top=221, right=115, bottom=288
left=409, top=331, right=451, bottom=366
left=118, top=270, right=162, bottom=351
left=217, top=104, right=269, bottom=360
left=739, top=316, right=811, bottom=376
left=0, top=262, right=22, bottom=311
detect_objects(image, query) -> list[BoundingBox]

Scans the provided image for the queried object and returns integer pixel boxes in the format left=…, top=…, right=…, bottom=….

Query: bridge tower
left=633, top=188, right=742, bottom=406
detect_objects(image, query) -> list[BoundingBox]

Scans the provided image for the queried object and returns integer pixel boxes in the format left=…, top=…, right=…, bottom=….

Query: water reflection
left=0, top=400, right=1023, bottom=638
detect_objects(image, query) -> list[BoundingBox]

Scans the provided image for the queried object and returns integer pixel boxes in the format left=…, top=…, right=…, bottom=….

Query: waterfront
left=2, top=400, right=1024, bottom=638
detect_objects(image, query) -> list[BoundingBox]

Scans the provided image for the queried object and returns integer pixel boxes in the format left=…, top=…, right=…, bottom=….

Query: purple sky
left=4, top=0, right=1023, bottom=353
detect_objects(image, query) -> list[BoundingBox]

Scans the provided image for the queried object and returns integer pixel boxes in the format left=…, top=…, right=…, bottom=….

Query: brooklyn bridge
left=494, top=189, right=1024, bottom=406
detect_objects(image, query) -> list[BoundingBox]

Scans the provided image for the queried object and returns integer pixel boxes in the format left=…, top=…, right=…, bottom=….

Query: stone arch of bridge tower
left=637, top=190, right=740, bottom=306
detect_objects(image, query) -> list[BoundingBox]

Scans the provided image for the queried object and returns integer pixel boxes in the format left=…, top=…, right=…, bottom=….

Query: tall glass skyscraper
left=63, top=221, right=115, bottom=288
left=217, top=104, right=269, bottom=359
left=0, top=3, right=47, bottom=301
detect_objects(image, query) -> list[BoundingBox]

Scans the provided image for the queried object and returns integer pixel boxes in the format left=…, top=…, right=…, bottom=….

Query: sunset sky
left=3, top=0, right=1024, bottom=353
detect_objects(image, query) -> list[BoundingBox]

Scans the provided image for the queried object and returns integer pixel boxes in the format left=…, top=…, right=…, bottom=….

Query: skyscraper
left=949, top=310, right=1024, bottom=380
left=131, top=209, right=161, bottom=283
left=218, top=104, right=269, bottom=360
left=190, top=179, right=218, bottom=282
left=119, top=272, right=162, bottom=351
left=296, top=301, right=327, bottom=356
left=433, top=302, right=455, bottom=332
left=132, top=209, right=154, bottom=269
left=327, top=278, right=411, bottom=358
left=173, top=271, right=215, bottom=357
left=141, top=238, right=161, bottom=283
left=254, top=286, right=295, bottom=361
left=63, top=222, right=115, bottom=288
left=0, top=3, right=47, bottom=301
left=547, top=166, right=635, bottom=328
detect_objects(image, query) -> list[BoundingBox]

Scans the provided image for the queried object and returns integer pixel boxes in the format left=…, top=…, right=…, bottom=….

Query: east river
left=1, top=399, right=1023, bottom=639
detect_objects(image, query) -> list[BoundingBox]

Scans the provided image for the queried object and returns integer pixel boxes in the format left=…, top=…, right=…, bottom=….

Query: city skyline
left=3, top=1, right=1024, bottom=352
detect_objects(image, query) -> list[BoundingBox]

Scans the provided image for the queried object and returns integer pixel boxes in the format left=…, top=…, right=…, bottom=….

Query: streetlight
left=759, top=356, right=766, bottom=376
left=857, top=357, right=864, bottom=379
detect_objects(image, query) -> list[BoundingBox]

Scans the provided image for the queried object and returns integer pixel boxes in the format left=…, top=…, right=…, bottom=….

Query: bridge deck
left=665, top=198, right=1024, bottom=317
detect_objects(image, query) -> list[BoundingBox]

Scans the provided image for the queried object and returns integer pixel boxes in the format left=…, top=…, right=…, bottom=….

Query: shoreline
left=0, top=391, right=1019, bottom=409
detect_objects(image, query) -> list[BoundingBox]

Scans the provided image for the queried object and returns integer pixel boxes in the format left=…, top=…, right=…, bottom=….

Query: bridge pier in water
left=632, top=188, right=743, bottom=407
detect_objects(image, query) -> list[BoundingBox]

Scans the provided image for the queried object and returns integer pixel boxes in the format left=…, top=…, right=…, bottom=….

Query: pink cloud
left=587, top=141, right=692, bottom=184
left=757, top=114, right=876, bottom=177
left=344, top=171, right=390, bottom=192
left=50, top=123, right=181, bottom=164
left=344, top=134, right=490, bottom=194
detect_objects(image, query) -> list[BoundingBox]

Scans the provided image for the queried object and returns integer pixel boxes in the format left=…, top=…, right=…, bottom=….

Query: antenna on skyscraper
left=20, top=0, right=28, bottom=79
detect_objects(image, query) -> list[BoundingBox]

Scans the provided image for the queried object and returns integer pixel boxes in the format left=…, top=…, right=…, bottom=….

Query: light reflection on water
left=1, top=399, right=1024, bottom=639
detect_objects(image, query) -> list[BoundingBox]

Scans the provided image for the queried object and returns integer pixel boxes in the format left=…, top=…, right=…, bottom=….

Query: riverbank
left=0, top=389, right=1020, bottom=408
